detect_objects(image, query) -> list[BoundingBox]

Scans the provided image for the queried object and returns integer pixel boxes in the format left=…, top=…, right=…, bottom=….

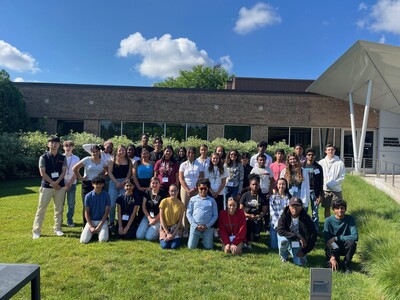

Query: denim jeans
left=136, top=217, right=160, bottom=241
left=225, top=186, right=239, bottom=199
left=187, top=225, right=214, bottom=249
left=160, top=238, right=181, bottom=249
left=270, top=224, right=278, bottom=249
left=64, top=183, right=76, bottom=225
left=308, top=190, right=319, bottom=232
left=108, top=178, right=125, bottom=224
left=277, top=235, right=306, bottom=266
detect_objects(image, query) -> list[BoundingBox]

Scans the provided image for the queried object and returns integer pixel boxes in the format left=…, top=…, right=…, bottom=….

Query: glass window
left=122, top=122, right=143, bottom=141
left=224, top=125, right=251, bottom=142
left=57, top=120, right=84, bottom=136
left=312, top=128, right=335, bottom=158
left=187, top=124, right=208, bottom=140
left=144, top=123, right=164, bottom=137
left=290, top=127, right=311, bottom=148
left=268, top=127, right=289, bottom=145
left=166, top=123, right=186, bottom=141
left=100, top=121, right=121, bottom=140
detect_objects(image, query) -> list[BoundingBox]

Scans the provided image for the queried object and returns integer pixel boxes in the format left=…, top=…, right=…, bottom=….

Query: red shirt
left=218, top=209, right=247, bottom=245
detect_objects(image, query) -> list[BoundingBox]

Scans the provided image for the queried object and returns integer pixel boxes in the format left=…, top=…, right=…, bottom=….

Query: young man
left=302, top=148, right=323, bottom=232
left=32, top=136, right=67, bottom=239
left=187, top=179, right=218, bottom=250
left=249, top=141, right=272, bottom=168
left=277, top=197, right=317, bottom=266
left=135, top=133, right=154, bottom=157
left=270, top=148, right=286, bottom=182
left=250, top=154, right=274, bottom=196
left=324, top=199, right=358, bottom=273
left=80, top=175, right=110, bottom=243
left=294, top=143, right=306, bottom=165
left=318, top=144, right=346, bottom=218
left=63, top=140, right=80, bottom=227
left=149, top=137, right=163, bottom=163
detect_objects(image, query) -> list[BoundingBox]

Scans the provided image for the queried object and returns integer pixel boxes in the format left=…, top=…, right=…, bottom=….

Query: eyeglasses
left=199, top=187, right=208, bottom=191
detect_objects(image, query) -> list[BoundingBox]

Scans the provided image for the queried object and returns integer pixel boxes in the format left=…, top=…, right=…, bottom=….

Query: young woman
left=154, top=146, right=179, bottom=192
left=179, top=147, right=204, bottom=234
left=116, top=179, right=141, bottom=240
left=108, top=145, right=132, bottom=228
left=136, top=177, right=167, bottom=241
left=196, top=144, right=210, bottom=170
left=132, top=148, right=154, bottom=200
left=241, top=152, right=253, bottom=191
left=239, top=175, right=268, bottom=249
left=204, top=152, right=228, bottom=237
left=73, top=145, right=108, bottom=225
left=216, top=145, right=226, bottom=162
left=159, top=184, right=185, bottom=249
left=280, top=152, right=310, bottom=208
left=269, top=178, right=291, bottom=249
left=218, top=197, right=246, bottom=255
left=127, top=144, right=140, bottom=164
left=177, top=147, right=187, bottom=166
left=224, top=149, right=244, bottom=202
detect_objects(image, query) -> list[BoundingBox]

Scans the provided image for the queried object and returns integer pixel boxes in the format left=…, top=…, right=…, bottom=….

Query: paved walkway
left=361, top=173, right=400, bottom=204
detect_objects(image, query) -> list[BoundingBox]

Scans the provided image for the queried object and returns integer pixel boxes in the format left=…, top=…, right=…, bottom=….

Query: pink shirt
left=270, top=161, right=286, bottom=181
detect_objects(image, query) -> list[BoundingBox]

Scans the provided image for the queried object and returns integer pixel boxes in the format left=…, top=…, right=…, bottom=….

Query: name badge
left=291, top=241, right=300, bottom=248
left=51, top=172, right=59, bottom=179
left=64, top=174, right=72, bottom=181
left=314, top=169, right=320, bottom=175
left=150, top=211, right=155, bottom=218
left=226, top=182, right=234, bottom=187
left=122, top=214, right=129, bottom=221
left=229, top=235, right=235, bottom=242
left=162, top=177, right=169, bottom=183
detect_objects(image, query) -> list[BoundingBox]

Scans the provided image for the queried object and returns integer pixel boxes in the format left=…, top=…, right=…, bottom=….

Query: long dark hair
left=225, top=149, right=240, bottom=167
left=208, top=152, right=224, bottom=175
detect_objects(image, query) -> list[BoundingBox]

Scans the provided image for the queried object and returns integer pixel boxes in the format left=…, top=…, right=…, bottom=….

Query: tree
left=153, top=65, right=235, bottom=89
left=0, top=70, right=30, bottom=133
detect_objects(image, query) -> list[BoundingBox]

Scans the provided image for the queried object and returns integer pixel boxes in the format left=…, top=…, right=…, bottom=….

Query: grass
left=0, top=175, right=398, bottom=299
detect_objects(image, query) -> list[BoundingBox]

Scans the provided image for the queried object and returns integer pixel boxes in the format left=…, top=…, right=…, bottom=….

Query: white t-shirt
left=250, top=153, right=273, bottom=168
left=81, top=157, right=108, bottom=181
left=204, top=166, right=228, bottom=195
left=64, top=154, right=80, bottom=184
left=250, top=165, right=274, bottom=194
left=179, top=160, right=204, bottom=189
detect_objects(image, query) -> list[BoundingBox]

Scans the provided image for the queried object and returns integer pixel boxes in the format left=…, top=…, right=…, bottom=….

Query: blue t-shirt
left=137, top=163, right=154, bottom=179
left=84, top=190, right=111, bottom=221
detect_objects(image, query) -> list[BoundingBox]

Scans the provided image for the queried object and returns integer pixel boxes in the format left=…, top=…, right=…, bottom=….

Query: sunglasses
left=199, top=187, right=208, bottom=191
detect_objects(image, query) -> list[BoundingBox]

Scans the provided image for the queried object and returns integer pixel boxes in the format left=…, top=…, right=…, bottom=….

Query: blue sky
left=1, top=0, right=400, bottom=86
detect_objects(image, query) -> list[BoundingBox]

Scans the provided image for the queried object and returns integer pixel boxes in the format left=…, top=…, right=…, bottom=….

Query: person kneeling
left=218, top=197, right=246, bottom=255
left=277, top=197, right=317, bottom=266
left=324, top=199, right=358, bottom=274
left=187, top=179, right=218, bottom=250
left=80, top=176, right=110, bottom=244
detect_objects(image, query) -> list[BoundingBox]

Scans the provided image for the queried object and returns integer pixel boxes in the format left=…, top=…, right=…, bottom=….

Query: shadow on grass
left=0, top=177, right=38, bottom=197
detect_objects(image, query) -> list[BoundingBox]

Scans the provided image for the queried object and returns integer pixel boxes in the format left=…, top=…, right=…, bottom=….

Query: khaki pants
left=32, top=187, right=65, bottom=234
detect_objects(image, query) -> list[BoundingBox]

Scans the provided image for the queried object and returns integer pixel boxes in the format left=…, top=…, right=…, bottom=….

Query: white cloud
left=117, top=32, right=216, bottom=79
left=234, top=2, right=281, bottom=35
left=356, top=19, right=367, bottom=29
left=361, top=0, right=400, bottom=34
left=379, top=34, right=386, bottom=43
left=359, top=2, right=368, bottom=11
left=219, top=56, right=233, bottom=72
left=0, top=40, right=40, bottom=73
left=13, top=77, right=24, bottom=82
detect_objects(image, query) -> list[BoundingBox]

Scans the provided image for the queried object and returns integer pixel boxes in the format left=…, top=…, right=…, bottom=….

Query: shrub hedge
left=0, top=131, right=294, bottom=179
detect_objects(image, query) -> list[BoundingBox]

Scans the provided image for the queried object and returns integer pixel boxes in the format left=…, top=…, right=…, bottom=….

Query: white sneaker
left=214, top=229, right=219, bottom=238
left=54, top=230, right=64, bottom=236
left=32, top=233, right=40, bottom=240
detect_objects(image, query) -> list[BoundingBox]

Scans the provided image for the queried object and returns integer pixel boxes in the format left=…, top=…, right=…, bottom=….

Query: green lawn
left=1, top=175, right=398, bottom=299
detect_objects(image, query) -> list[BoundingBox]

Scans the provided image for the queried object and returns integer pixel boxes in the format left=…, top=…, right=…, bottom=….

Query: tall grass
left=0, top=176, right=397, bottom=299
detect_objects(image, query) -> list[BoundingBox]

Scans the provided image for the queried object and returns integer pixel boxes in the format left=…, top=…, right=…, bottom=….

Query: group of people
left=32, top=134, right=358, bottom=273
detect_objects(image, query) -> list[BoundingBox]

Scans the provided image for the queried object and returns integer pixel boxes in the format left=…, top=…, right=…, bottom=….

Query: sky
left=1, top=0, right=400, bottom=87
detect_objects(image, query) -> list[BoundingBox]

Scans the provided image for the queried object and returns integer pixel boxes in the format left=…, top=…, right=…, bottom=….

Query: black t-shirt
left=141, top=189, right=168, bottom=218
left=116, top=193, right=141, bottom=217
left=240, top=191, right=268, bottom=215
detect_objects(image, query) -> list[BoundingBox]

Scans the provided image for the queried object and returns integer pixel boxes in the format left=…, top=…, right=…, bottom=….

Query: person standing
left=294, top=143, right=307, bottom=165
left=318, top=144, right=346, bottom=218
left=250, top=141, right=272, bottom=168
left=32, top=136, right=67, bottom=239
left=324, top=199, right=358, bottom=273
left=135, top=133, right=154, bottom=157
left=270, top=148, right=286, bottom=183
left=150, top=137, right=163, bottom=163
left=63, top=140, right=80, bottom=227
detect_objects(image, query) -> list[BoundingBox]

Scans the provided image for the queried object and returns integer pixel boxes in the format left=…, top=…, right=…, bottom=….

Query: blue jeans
left=277, top=235, right=306, bottom=266
left=136, top=217, right=160, bottom=241
left=270, top=224, right=278, bottom=249
left=160, top=238, right=181, bottom=249
left=64, top=183, right=77, bottom=224
left=187, top=225, right=214, bottom=250
left=108, top=178, right=125, bottom=224
left=308, top=190, right=319, bottom=232
left=225, top=186, right=239, bottom=199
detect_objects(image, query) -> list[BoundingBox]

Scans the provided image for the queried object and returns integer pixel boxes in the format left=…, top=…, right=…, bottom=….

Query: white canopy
left=307, top=40, right=400, bottom=172
left=307, top=40, right=400, bottom=115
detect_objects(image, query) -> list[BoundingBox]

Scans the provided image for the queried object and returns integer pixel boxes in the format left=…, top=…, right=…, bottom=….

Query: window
left=166, top=123, right=186, bottom=141
left=312, top=127, right=335, bottom=158
left=100, top=121, right=121, bottom=140
left=122, top=122, right=143, bottom=141
left=57, top=120, right=84, bottom=136
left=290, top=127, right=311, bottom=148
left=224, top=125, right=251, bottom=142
left=187, top=124, right=208, bottom=140
left=268, top=127, right=289, bottom=145
left=144, top=123, right=164, bottom=137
